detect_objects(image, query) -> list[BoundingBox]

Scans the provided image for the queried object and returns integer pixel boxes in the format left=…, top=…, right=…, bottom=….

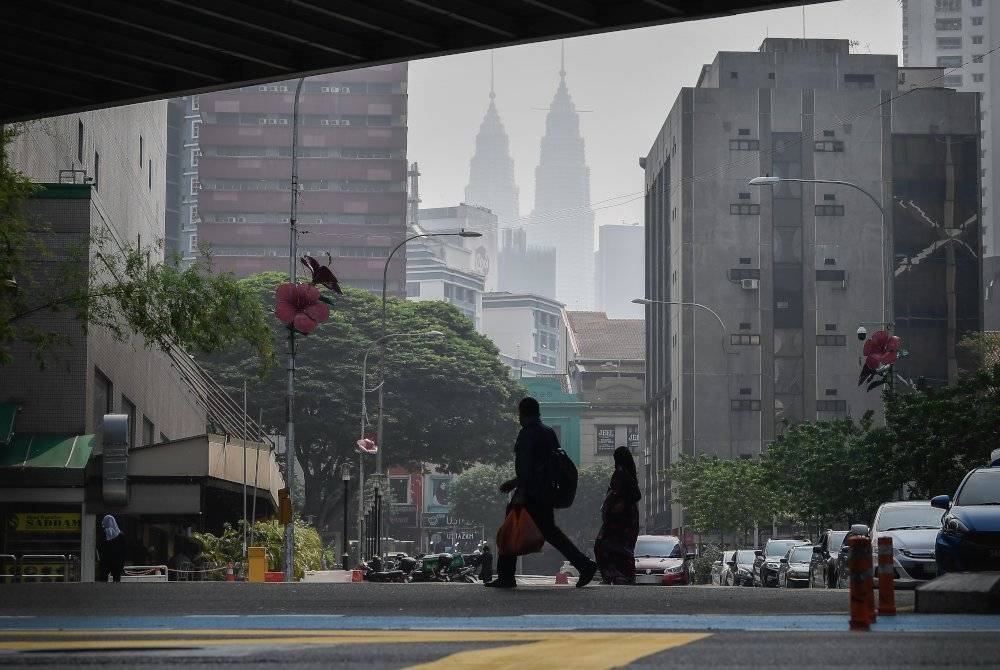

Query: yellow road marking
left=0, top=628, right=710, bottom=670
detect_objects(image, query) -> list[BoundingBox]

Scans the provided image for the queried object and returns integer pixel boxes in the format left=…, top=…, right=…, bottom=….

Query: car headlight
left=666, top=565, right=684, bottom=574
left=942, top=514, right=969, bottom=536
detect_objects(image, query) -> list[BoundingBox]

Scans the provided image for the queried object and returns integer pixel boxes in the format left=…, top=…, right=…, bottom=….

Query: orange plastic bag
left=496, top=508, right=545, bottom=556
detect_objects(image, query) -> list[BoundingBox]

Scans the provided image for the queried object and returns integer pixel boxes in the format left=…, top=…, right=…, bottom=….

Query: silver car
left=871, top=501, right=943, bottom=588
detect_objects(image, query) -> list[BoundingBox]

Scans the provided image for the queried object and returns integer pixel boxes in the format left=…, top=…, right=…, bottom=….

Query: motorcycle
left=358, top=555, right=407, bottom=583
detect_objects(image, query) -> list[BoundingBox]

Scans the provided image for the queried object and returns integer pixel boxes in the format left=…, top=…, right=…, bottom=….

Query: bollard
left=555, top=571, right=569, bottom=585
left=351, top=569, right=364, bottom=583
left=863, top=537, right=877, bottom=625
left=848, top=536, right=870, bottom=631
left=226, top=562, right=235, bottom=582
left=877, top=536, right=896, bottom=615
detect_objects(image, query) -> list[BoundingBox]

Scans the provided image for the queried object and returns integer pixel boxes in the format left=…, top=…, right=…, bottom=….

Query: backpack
left=543, top=429, right=578, bottom=509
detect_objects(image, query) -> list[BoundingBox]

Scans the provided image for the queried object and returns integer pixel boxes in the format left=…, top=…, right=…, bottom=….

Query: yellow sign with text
left=7, top=512, right=81, bottom=533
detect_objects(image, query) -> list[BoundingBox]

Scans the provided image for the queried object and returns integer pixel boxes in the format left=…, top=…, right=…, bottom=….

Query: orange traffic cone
left=226, top=562, right=235, bottom=582
left=555, top=571, right=569, bottom=585
left=351, top=569, right=364, bottom=583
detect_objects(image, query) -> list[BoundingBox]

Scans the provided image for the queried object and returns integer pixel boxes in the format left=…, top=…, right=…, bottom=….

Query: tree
left=191, top=519, right=323, bottom=580
left=199, top=273, right=524, bottom=535
left=666, top=455, right=774, bottom=543
left=449, top=462, right=515, bottom=537
left=0, top=126, right=274, bottom=368
left=957, top=332, right=1000, bottom=374
left=885, top=363, right=1000, bottom=498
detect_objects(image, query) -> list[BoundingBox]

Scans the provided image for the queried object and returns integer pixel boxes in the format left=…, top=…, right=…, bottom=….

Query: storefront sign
left=422, top=513, right=477, bottom=529
left=627, top=425, right=640, bottom=450
left=7, top=512, right=81, bottom=533
left=596, top=425, right=616, bottom=452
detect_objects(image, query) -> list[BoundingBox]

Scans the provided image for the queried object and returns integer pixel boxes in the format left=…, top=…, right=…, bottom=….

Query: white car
left=871, top=500, right=943, bottom=588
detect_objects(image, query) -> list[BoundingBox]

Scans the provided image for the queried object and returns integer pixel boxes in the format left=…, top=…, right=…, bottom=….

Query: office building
left=482, top=292, right=566, bottom=377
left=497, top=228, right=557, bottom=299
left=596, top=224, right=645, bottom=318
left=641, top=38, right=981, bottom=534
left=464, top=75, right=521, bottom=230
left=418, top=205, right=498, bottom=292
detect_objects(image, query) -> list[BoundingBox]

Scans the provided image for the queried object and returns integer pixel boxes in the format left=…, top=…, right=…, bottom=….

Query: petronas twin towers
left=464, top=50, right=595, bottom=310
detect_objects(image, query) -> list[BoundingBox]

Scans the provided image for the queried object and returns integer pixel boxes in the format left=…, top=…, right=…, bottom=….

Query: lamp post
left=631, top=298, right=731, bottom=355
left=341, top=462, right=351, bottom=570
left=748, top=176, right=891, bottom=329
left=359, top=330, right=443, bottom=557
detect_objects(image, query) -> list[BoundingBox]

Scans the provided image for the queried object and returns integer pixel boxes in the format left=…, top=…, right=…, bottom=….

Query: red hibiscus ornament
left=275, top=283, right=329, bottom=334
left=858, top=329, right=901, bottom=386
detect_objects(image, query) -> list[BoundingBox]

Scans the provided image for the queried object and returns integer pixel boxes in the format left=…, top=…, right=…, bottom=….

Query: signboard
left=425, top=475, right=451, bottom=513
left=596, top=425, right=616, bottom=452
left=388, top=477, right=410, bottom=505
left=627, top=425, right=640, bottom=450
left=7, top=512, right=81, bottom=534
left=422, top=513, right=478, bottom=529
left=389, top=505, right=417, bottom=528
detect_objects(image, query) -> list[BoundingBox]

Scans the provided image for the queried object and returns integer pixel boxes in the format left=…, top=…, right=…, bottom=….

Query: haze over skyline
left=409, top=0, right=903, bottom=234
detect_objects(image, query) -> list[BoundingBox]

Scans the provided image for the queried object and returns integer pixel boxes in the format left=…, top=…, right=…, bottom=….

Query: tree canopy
left=199, top=272, right=524, bottom=532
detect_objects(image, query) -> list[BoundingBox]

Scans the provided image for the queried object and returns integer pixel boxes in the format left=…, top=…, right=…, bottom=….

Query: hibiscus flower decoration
left=275, top=283, right=330, bottom=335
left=858, top=329, right=902, bottom=386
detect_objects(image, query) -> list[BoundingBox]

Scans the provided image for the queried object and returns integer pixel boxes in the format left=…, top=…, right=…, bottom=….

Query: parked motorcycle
left=359, top=555, right=407, bottom=583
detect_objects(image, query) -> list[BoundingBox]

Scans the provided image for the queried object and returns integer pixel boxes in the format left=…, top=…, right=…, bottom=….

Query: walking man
left=485, top=397, right=598, bottom=589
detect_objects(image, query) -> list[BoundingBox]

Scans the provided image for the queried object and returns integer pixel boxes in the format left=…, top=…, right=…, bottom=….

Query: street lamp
left=341, top=462, right=351, bottom=570
left=748, top=176, right=891, bottom=329
left=631, top=298, right=731, bottom=355
left=359, top=330, right=443, bottom=557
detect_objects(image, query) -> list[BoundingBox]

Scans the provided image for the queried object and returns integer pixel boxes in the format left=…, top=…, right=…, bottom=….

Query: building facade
left=188, top=65, right=409, bottom=293
left=596, top=224, right=645, bottom=318
left=418, top=205, right=498, bottom=292
left=641, top=38, right=981, bottom=533
left=497, top=228, right=557, bottom=299
left=481, top=292, right=566, bottom=377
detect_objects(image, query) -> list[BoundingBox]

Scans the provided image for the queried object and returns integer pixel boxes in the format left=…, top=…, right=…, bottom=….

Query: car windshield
left=765, top=540, right=804, bottom=557
left=876, top=505, right=943, bottom=531
left=789, top=547, right=813, bottom=562
left=634, top=538, right=682, bottom=558
left=956, top=469, right=1000, bottom=506
left=735, top=550, right=756, bottom=563
left=829, top=531, right=848, bottom=547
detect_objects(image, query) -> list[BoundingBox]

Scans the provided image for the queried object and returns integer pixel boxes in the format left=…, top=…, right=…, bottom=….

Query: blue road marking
left=1, top=614, right=999, bottom=633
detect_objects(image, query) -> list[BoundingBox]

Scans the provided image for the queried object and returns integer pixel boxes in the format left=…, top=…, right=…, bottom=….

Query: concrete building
left=641, top=38, right=982, bottom=534
left=189, top=65, right=409, bottom=293
left=596, top=224, right=645, bottom=318
left=497, top=228, right=557, bottom=299
left=527, top=52, right=596, bottom=310
left=406, top=226, right=486, bottom=330
left=481, top=292, right=566, bottom=377
left=165, top=98, right=184, bottom=258
left=178, top=95, right=201, bottom=264
left=418, top=205, right=498, bottom=293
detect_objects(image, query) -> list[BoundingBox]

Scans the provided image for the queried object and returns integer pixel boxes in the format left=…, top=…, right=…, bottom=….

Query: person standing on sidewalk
left=485, top=397, right=598, bottom=589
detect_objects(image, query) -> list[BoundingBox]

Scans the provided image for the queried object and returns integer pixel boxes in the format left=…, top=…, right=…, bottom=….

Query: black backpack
left=543, top=429, right=578, bottom=509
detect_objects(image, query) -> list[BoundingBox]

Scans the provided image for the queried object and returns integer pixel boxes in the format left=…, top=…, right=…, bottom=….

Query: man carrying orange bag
left=486, top=397, right=599, bottom=589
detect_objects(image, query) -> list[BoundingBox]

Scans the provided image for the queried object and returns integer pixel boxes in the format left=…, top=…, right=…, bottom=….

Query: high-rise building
left=418, top=204, right=498, bottom=292
left=165, top=98, right=184, bottom=258
left=482, top=292, right=566, bottom=377
left=527, top=50, right=596, bottom=310
left=902, top=0, right=998, bottom=327
left=189, top=64, right=409, bottom=293
left=596, top=224, right=645, bottom=318
left=641, top=38, right=981, bottom=534
left=497, top=228, right=557, bottom=299
left=464, top=65, right=521, bottom=230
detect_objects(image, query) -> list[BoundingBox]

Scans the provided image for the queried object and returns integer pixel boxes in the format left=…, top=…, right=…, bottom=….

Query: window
left=77, top=120, right=84, bottom=163
left=730, top=203, right=760, bottom=215
left=973, top=55, right=984, bottom=64
left=815, top=204, right=845, bottom=216
left=406, top=282, right=421, bottom=297
left=814, top=140, right=844, bottom=152
left=728, top=268, right=760, bottom=281
left=190, top=177, right=199, bottom=195
left=191, top=95, right=200, bottom=111
left=943, top=75, right=964, bottom=87
left=935, top=18, right=962, bottom=30
left=93, top=368, right=112, bottom=433
left=823, top=130, right=835, bottom=138
left=824, top=323, right=837, bottom=331
left=739, top=388, right=751, bottom=395
left=190, top=205, right=199, bottom=223
left=730, top=71, right=738, bottom=79
left=731, top=399, right=761, bottom=411
left=843, top=73, right=876, bottom=88
left=139, top=135, right=143, bottom=168
left=823, top=258, right=836, bottom=265
left=739, top=322, right=751, bottom=330
left=817, top=399, right=847, bottom=412
left=823, top=194, right=836, bottom=201
left=935, top=0, right=961, bottom=9
left=824, top=388, right=838, bottom=396
left=739, top=257, right=752, bottom=264
left=972, top=16, right=984, bottom=26
left=731, top=334, right=761, bottom=345
left=191, top=149, right=201, bottom=167
left=729, top=139, right=759, bottom=151
left=937, top=36, right=963, bottom=49
left=973, top=35, right=984, bottom=44
left=191, top=119, right=201, bottom=139
left=768, top=72, right=775, bottom=80
left=816, top=269, right=847, bottom=281
left=816, top=334, right=847, bottom=346
left=389, top=477, right=411, bottom=504
left=973, top=0, right=983, bottom=6
left=974, top=74, right=985, bottom=83
left=738, top=192, right=750, bottom=200
left=120, top=395, right=136, bottom=448
left=937, top=56, right=964, bottom=67
left=93, top=151, right=99, bottom=191
left=738, top=128, right=751, bottom=136
left=189, top=234, right=197, bottom=253
left=148, top=160, right=153, bottom=190
left=142, top=416, right=154, bottom=446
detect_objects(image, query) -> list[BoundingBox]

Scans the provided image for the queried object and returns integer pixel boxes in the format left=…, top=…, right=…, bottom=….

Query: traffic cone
left=351, top=569, right=364, bottom=583
left=848, top=536, right=869, bottom=631
left=226, top=562, right=235, bottom=582
left=555, top=571, right=569, bottom=585
left=877, top=536, right=896, bottom=615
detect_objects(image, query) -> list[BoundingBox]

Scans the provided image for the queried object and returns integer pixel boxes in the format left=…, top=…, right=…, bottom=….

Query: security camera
left=857, top=326, right=868, bottom=341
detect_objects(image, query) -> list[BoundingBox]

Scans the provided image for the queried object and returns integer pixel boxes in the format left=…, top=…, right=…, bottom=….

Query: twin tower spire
left=464, top=46, right=595, bottom=311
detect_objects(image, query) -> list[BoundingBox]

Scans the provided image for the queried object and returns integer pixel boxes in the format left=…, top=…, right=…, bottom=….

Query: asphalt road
left=1, top=583, right=997, bottom=669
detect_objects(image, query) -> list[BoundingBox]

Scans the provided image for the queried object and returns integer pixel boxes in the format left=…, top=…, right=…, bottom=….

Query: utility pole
left=283, top=76, right=305, bottom=582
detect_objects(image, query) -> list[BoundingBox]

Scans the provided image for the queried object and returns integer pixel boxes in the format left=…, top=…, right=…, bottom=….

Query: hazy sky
left=408, top=0, right=902, bottom=233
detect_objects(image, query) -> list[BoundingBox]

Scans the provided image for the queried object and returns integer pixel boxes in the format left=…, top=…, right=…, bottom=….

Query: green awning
left=0, top=434, right=94, bottom=469
left=0, top=403, right=16, bottom=445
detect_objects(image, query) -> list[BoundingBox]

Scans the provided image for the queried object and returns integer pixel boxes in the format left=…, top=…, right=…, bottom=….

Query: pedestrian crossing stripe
left=0, top=630, right=710, bottom=669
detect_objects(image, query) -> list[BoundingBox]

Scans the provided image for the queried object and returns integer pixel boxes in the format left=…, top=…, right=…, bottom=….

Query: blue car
left=932, top=465, right=1000, bottom=574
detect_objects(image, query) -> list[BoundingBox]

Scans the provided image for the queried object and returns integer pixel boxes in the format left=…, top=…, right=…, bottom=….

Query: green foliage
left=692, top=546, right=721, bottom=585
left=666, top=455, right=774, bottom=542
left=199, top=272, right=524, bottom=533
left=449, top=462, right=515, bottom=537
left=557, top=461, right=614, bottom=547
left=191, top=519, right=322, bottom=580
left=0, top=126, right=275, bottom=368
left=957, top=331, right=1000, bottom=374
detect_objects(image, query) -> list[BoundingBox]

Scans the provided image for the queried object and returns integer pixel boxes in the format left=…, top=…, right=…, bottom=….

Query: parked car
left=809, top=528, right=850, bottom=588
left=711, top=551, right=736, bottom=585
left=871, top=500, right=943, bottom=588
left=933, top=465, right=1000, bottom=574
left=728, top=549, right=758, bottom=586
left=830, top=524, right=871, bottom=588
left=753, top=538, right=810, bottom=587
left=633, top=535, right=695, bottom=585
left=778, top=544, right=817, bottom=588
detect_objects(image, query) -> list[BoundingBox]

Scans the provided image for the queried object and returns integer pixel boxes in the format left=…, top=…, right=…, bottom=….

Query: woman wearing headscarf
left=594, top=446, right=642, bottom=585
left=97, top=515, right=127, bottom=582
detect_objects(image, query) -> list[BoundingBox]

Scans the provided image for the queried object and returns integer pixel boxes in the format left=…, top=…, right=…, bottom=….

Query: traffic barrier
left=226, top=561, right=235, bottom=582
left=555, top=571, right=569, bottom=585
left=351, top=569, right=364, bottom=583
left=264, top=571, right=284, bottom=582
left=848, top=536, right=871, bottom=631
left=877, top=536, right=896, bottom=615
left=122, top=565, right=168, bottom=583
left=19, top=555, right=68, bottom=583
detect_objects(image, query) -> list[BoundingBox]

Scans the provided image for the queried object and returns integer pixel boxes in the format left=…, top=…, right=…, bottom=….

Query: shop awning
left=0, top=403, right=17, bottom=444
left=0, top=434, right=94, bottom=469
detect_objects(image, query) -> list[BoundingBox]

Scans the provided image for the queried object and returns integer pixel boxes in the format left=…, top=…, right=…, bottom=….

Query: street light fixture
left=748, top=176, right=891, bottom=329
left=341, top=462, right=351, bottom=571
left=631, top=298, right=731, bottom=354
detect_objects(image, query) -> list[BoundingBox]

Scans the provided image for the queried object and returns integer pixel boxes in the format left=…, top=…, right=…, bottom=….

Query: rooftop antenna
left=531, top=43, right=593, bottom=112
left=490, top=50, right=495, bottom=100
left=802, top=6, right=806, bottom=39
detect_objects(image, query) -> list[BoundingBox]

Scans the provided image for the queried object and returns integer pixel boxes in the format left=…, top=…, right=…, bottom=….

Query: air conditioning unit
left=740, top=278, right=760, bottom=290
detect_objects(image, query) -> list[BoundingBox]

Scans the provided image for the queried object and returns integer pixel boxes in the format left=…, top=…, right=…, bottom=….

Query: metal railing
left=17, top=554, right=69, bottom=582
